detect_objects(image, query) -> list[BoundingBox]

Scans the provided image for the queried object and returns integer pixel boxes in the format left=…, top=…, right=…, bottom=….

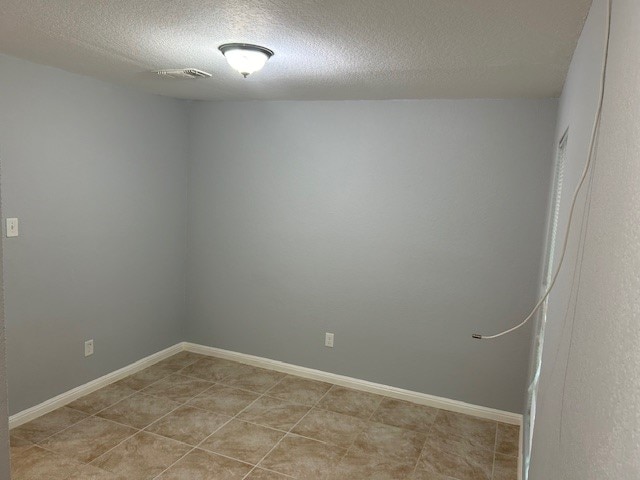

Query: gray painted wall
left=186, top=99, right=557, bottom=413
left=0, top=180, right=10, bottom=480
left=0, top=56, right=559, bottom=419
left=0, top=55, right=189, bottom=414
left=529, top=0, right=640, bottom=478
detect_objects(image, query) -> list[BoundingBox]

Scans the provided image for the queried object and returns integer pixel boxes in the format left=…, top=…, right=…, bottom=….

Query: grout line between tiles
left=14, top=353, right=515, bottom=480
left=145, top=410, right=264, bottom=480
left=327, top=391, right=394, bottom=477
left=241, top=379, right=337, bottom=479
left=89, top=427, right=202, bottom=477
left=491, top=422, right=499, bottom=480
left=78, top=427, right=140, bottom=471
left=221, top=388, right=292, bottom=478
left=409, top=409, right=439, bottom=478
left=12, top=410, right=91, bottom=447
left=150, top=371, right=283, bottom=479
left=26, top=413, right=144, bottom=465
left=12, top=358, right=207, bottom=476
left=149, top=445, right=197, bottom=479
left=85, top=373, right=203, bottom=472
left=164, top=372, right=291, bottom=476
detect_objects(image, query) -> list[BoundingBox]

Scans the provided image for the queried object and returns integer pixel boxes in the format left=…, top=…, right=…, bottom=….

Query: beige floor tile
left=496, top=423, right=519, bottom=457
left=92, top=431, right=191, bottom=479
left=11, top=407, right=89, bottom=443
left=145, top=405, right=230, bottom=445
left=266, top=376, right=332, bottom=405
left=222, top=366, right=286, bottom=393
left=187, top=384, right=260, bottom=415
left=142, top=374, right=213, bottom=403
left=423, top=431, right=494, bottom=479
left=259, top=434, right=345, bottom=478
left=428, top=425, right=495, bottom=459
left=316, top=386, right=383, bottom=419
left=181, top=357, right=247, bottom=382
left=424, top=428, right=495, bottom=463
left=245, top=468, right=293, bottom=479
left=11, top=445, right=82, bottom=480
left=409, top=470, right=459, bottom=479
left=97, top=392, right=181, bottom=429
left=370, top=398, right=438, bottom=432
left=187, top=384, right=260, bottom=416
left=157, top=449, right=253, bottom=479
left=67, top=383, right=137, bottom=414
left=115, top=363, right=177, bottom=390
left=432, top=410, right=497, bottom=451
left=351, top=421, right=426, bottom=465
left=10, top=434, right=35, bottom=456
left=237, top=396, right=310, bottom=431
left=40, top=416, right=136, bottom=463
left=493, top=453, right=518, bottom=480
left=67, top=464, right=129, bottom=479
left=327, top=450, right=417, bottom=479
left=153, top=352, right=206, bottom=371
left=200, top=419, right=284, bottom=465
left=8, top=363, right=515, bottom=480
left=417, top=445, right=492, bottom=480
left=291, top=408, right=367, bottom=448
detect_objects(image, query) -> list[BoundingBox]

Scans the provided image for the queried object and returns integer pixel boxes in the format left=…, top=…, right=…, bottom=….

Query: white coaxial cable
left=473, top=0, right=613, bottom=340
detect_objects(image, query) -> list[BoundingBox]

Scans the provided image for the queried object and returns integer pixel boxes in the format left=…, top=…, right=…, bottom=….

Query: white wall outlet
left=325, top=332, right=334, bottom=348
left=6, top=218, right=18, bottom=237
left=84, top=339, right=94, bottom=357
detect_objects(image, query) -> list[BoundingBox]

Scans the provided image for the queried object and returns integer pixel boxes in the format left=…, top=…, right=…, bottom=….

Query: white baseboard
left=9, top=341, right=523, bottom=432
left=183, top=342, right=523, bottom=426
left=9, top=343, right=183, bottom=429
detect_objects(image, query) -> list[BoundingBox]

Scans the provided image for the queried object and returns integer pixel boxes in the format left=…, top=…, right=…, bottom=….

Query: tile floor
left=9, top=351, right=519, bottom=479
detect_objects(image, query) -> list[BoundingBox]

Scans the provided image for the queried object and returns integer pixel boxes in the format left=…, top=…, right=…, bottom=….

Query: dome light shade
left=219, top=43, right=274, bottom=78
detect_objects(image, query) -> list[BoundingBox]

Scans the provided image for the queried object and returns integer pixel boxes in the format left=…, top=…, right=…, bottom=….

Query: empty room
left=0, top=0, right=638, bottom=478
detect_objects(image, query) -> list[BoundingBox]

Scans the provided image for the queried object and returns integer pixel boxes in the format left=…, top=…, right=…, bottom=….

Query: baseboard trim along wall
left=8, top=344, right=183, bottom=429
left=182, top=342, right=522, bottom=426
left=10, top=341, right=523, bottom=430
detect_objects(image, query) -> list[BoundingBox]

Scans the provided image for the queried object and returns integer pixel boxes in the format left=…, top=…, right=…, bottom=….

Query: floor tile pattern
left=9, top=351, right=519, bottom=479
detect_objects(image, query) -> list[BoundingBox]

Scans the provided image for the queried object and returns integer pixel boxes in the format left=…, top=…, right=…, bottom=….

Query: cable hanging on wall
left=472, top=0, right=613, bottom=340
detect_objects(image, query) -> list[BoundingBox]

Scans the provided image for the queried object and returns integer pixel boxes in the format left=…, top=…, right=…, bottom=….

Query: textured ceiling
left=0, top=0, right=592, bottom=100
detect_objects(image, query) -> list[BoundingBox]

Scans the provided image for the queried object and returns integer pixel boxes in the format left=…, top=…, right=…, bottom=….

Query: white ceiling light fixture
left=219, top=43, right=274, bottom=78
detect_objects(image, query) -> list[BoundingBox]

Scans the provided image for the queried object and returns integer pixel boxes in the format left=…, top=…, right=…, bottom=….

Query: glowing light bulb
left=219, top=44, right=274, bottom=78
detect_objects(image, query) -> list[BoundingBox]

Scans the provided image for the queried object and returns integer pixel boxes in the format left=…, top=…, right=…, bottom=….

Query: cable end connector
left=472, top=334, right=483, bottom=340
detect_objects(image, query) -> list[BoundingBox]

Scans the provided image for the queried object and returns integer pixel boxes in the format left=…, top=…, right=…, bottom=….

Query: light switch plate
left=6, top=218, right=18, bottom=237
left=325, top=332, right=334, bottom=348
left=84, top=339, right=94, bottom=357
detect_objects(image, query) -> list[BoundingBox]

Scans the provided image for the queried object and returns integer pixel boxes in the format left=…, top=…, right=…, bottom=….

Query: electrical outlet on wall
left=325, top=332, right=334, bottom=348
left=84, top=339, right=94, bottom=357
